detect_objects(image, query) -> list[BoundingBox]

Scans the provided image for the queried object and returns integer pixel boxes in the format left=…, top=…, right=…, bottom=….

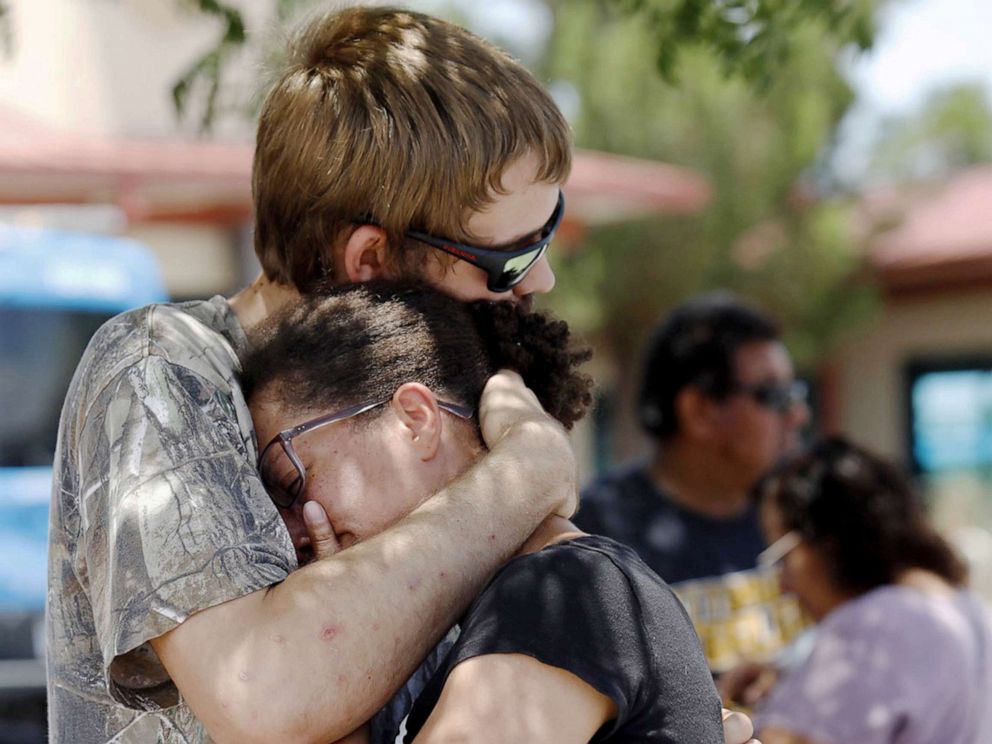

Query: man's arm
left=150, top=372, right=577, bottom=744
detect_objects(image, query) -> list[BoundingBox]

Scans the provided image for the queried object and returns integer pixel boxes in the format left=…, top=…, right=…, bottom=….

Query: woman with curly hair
left=728, top=436, right=992, bottom=744
left=242, top=281, right=727, bottom=744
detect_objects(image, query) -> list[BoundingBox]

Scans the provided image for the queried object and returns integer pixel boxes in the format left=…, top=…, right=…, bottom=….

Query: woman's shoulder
left=833, top=581, right=973, bottom=613
left=825, top=583, right=988, bottom=653
left=498, top=534, right=663, bottom=589
left=476, top=535, right=692, bottom=639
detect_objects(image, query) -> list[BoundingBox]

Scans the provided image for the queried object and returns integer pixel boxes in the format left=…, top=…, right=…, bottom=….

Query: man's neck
left=228, top=273, right=300, bottom=330
left=647, top=443, right=751, bottom=520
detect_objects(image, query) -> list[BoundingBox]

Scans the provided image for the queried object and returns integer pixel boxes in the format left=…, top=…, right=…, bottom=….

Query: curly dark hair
left=638, top=291, right=780, bottom=439
left=242, top=280, right=593, bottom=431
left=756, top=436, right=967, bottom=594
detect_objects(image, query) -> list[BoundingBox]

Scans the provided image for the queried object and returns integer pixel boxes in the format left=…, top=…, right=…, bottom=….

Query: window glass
left=911, top=367, right=992, bottom=473
left=0, top=307, right=113, bottom=467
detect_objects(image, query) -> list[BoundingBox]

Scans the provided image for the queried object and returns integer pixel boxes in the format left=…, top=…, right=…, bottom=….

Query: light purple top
left=755, top=584, right=992, bottom=744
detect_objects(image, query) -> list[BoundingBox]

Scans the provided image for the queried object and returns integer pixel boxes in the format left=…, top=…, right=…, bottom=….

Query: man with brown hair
left=46, top=6, right=759, bottom=744
left=47, top=7, right=574, bottom=743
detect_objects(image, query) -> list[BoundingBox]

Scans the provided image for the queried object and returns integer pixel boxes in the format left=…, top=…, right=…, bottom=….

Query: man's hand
left=723, top=707, right=761, bottom=744
left=718, top=661, right=778, bottom=708
left=478, top=370, right=578, bottom=518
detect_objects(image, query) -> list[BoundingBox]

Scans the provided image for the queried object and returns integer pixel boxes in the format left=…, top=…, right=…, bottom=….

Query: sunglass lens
left=762, top=387, right=789, bottom=411
left=490, top=245, right=547, bottom=292
left=754, top=382, right=807, bottom=412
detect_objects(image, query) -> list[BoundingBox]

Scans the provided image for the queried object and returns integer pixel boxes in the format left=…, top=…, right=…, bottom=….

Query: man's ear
left=674, top=386, right=720, bottom=442
left=391, top=382, right=443, bottom=461
left=340, top=225, right=389, bottom=283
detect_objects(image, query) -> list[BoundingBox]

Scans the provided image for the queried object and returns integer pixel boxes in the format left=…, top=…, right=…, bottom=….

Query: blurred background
left=1, top=0, right=991, bottom=739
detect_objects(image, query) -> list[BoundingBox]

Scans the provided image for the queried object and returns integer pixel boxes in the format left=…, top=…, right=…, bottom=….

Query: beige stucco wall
left=0, top=0, right=393, bottom=139
left=834, top=288, right=992, bottom=463
left=0, top=0, right=221, bottom=136
left=127, top=223, right=241, bottom=299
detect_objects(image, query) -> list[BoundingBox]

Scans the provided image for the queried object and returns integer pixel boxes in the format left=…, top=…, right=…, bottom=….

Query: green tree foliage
left=159, top=0, right=877, bottom=129
left=870, top=83, right=992, bottom=183
left=605, top=0, right=875, bottom=89
left=0, top=1, right=11, bottom=55
left=541, top=0, right=878, bottom=373
left=171, top=0, right=246, bottom=131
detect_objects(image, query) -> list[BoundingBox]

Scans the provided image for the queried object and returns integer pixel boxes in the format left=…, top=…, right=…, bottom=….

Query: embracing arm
left=151, top=372, right=577, bottom=744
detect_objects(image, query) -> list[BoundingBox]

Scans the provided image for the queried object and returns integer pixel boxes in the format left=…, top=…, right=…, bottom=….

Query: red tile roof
left=869, top=167, right=992, bottom=294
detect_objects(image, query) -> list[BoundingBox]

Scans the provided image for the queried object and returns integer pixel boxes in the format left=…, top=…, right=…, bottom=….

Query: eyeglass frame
left=258, top=397, right=474, bottom=509
left=730, top=379, right=808, bottom=414
left=405, top=191, right=566, bottom=293
left=757, top=530, right=803, bottom=569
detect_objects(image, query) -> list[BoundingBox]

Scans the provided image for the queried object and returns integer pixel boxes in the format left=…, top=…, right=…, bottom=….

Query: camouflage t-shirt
left=46, top=297, right=296, bottom=743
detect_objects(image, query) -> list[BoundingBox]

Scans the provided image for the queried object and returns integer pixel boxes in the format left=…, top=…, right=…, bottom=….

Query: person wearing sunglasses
left=243, top=281, right=732, bottom=744
left=47, top=7, right=579, bottom=743
left=738, top=437, right=992, bottom=744
left=46, top=7, right=762, bottom=742
left=576, top=292, right=811, bottom=677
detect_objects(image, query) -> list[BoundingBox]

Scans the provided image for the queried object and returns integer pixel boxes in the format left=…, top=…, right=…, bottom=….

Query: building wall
left=0, top=0, right=372, bottom=139
left=834, top=288, right=992, bottom=463
left=127, top=223, right=243, bottom=299
left=1, top=0, right=219, bottom=136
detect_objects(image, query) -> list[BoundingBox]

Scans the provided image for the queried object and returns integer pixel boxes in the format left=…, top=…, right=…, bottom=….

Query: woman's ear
left=391, top=382, right=443, bottom=461
left=340, top=225, right=389, bottom=283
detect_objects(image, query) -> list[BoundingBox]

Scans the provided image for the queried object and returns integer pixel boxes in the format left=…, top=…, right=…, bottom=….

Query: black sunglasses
left=406, top=191, right=565, bottom=293
left=732, top=380, right=808, bottom=413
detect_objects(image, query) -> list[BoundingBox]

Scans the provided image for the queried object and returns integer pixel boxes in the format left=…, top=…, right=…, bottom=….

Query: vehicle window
left=0, top=307, right=113, bottom=467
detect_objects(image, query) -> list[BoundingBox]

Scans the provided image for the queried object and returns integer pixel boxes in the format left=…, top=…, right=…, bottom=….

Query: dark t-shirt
left=403, top=535, right=723, bottom=743
left=575, top=465, right=807, bottom=672
left=576, top=465, right=765, bottom=584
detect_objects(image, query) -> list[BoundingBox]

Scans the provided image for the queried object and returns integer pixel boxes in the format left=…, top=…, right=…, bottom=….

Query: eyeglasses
left=757, top=530, right=802, bottom=569
left=406, top=191, right=565, bottom=293
left=258, top=398, right=474, bottom=509
left=732, top=379, right=808, bottom=413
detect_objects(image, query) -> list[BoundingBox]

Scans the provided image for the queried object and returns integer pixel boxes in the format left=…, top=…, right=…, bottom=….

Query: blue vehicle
left=0, top=225, right=165, bottom=721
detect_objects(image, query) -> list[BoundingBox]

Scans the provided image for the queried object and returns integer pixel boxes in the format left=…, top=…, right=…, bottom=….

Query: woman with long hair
left=732, top=436, right=992, bottom=744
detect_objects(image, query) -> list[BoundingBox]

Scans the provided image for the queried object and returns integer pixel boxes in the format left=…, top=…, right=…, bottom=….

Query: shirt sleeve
left=74, top=353, right=295, bottom=709
left=426, top=540, right=723, bottom=742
